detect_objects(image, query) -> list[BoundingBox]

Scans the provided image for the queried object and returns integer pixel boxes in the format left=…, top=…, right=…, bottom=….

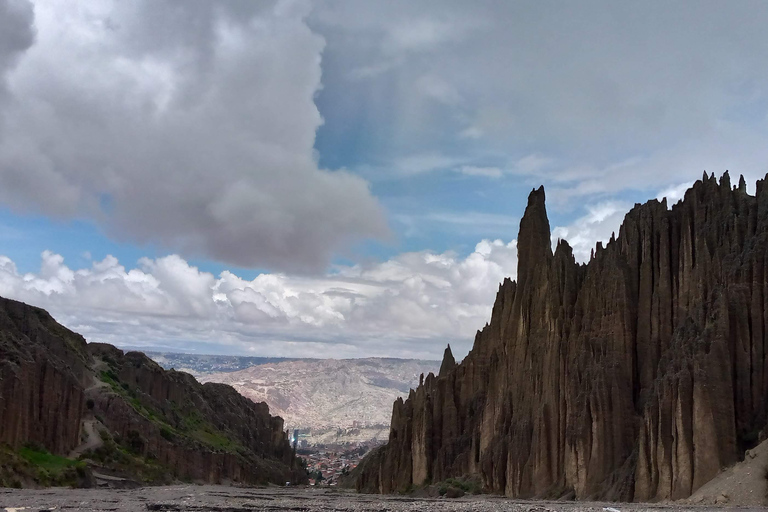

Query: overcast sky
left=1, top=0, right=767, bottom=359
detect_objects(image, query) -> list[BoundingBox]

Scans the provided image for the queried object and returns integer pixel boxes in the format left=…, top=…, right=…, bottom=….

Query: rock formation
left=0, top=297, right=304, bottom=486
left=357, top=172, right=768, bottom=501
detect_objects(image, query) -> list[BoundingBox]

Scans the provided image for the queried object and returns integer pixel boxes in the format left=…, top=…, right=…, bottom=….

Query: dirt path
left=68, top=419, right=103, bottom=459
left=2, top=486, right=767, bottom=512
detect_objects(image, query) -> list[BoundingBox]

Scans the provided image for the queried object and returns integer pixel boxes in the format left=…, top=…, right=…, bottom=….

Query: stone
left=715, top=493, right=729, bottom=504
left=445, top=486, right=465, bottom=498
left=357, top=173, right=768, bottom=501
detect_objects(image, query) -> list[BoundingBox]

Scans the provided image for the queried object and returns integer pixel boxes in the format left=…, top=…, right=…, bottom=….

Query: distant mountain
left=147, top=352, right=300, bottom=378
left=199, top=358, right=440, bottom=435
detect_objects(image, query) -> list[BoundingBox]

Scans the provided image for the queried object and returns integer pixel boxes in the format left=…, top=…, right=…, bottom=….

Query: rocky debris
left=91, top=471, right=141, bottom=489
left=445, top=486, right=465, bottom=498
left=0, top=297, right=304, bottom=487
left=0, top=485, right=749, bottom=512
left=357, top=172, right=768, bottom=503
left=684, top=433, right=768, bottom=505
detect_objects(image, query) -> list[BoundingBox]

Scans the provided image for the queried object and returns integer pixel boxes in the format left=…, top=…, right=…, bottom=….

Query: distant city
left=299, top=444, right=377, bottom=486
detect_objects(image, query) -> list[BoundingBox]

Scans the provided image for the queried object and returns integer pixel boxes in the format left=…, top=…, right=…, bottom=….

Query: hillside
left=357, top=172, right=768, bottom=502
left=200, top=358, right=439, bottom=438
left=0, top=297, right=304, bottom=488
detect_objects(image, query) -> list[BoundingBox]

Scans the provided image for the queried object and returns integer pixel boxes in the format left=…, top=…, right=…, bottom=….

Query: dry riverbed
left=1, top=486, right=767, bottom=512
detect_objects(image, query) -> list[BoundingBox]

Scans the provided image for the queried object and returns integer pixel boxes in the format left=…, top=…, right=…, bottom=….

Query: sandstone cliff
left=357, top=172, right=768, bottom=501
left=0, top=297, right=304, bottom=487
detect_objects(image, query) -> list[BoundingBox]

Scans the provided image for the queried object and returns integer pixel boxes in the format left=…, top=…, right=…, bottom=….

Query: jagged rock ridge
left=356, top=172, right=768, bottom=501
left=0, top=297, right=304, bottom=486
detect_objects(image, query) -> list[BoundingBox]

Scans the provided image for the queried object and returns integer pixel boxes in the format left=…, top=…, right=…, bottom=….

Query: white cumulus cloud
left=0, top=0, right=387, bottom=272
left=0, top=239, right=518, bottom=359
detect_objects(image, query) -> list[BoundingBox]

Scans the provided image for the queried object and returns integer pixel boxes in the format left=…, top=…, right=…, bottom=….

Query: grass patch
left=97, top=368, right=241, bottom=454
left=179, top=410, right=241, bottom=452
left=19, top=445, right=84, bottom=472
left=99, top=371, right=163, bottom=426
left=436, top=476, right=483, bottom=496
left=1, top=444, right=87, bottom=488
left=83, top=436, right=171, bottom=485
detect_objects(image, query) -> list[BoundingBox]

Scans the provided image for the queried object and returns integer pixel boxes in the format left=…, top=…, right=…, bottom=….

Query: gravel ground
left=1, top=486, right=766, bottom=512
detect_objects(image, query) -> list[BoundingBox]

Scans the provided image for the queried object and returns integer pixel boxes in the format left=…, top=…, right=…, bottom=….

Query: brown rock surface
left=0, top=296, right=303, bottom=487
left=357, top=172, right=768, bottom=501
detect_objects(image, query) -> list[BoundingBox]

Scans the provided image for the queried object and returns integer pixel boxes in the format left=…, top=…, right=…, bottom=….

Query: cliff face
left=0, top=297, right=303, bottom=487
left=357, top=172, right=768, bottom=501
left=0, top=299, right=89, bottom=457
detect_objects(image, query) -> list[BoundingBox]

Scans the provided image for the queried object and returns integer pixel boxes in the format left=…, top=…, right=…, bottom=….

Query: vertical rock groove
left=357, top=173, right=768, bottom=501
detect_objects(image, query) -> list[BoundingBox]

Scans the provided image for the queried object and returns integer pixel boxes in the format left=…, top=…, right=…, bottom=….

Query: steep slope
left=201, top=358, right=440, bottom=431
left=684, top=436, right=768, bottom=506
left=0, top=296, right=304, bottom=487
left=357, top=172, right=768, bottom=501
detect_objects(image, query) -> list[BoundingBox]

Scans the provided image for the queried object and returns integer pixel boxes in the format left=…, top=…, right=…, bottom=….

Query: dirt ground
left=685, top=438, right=768, bottom=506
left=1, top=485, right=767, bottom=512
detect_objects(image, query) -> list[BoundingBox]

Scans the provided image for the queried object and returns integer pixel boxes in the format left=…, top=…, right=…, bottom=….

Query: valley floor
left=0, top=486, right=766, bottom=512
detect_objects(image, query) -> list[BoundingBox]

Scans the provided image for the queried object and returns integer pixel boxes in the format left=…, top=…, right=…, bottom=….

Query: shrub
left=124, top=430, right=145, bottom=455
left=160, top=426, right=175, bottom=441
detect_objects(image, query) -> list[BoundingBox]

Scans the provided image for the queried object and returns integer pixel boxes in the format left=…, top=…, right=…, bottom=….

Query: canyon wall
left=357, top=172, right=768, bottom=501
left=0, top=297, right=303, bottom=486
left=0, top=299, right=89, bottom=456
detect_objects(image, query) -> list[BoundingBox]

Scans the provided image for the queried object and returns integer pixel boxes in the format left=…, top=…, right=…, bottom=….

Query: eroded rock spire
left=356, top=172, right=768, bottom=502
left=438, top=344, right=455, bottom=377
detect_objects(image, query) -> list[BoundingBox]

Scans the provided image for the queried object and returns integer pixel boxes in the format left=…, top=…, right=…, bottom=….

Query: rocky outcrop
left=0, top=299, right=89, bottom=457
left=0, top=297, right=303, bottom=486
left=358, top=172, right=768, bottom=501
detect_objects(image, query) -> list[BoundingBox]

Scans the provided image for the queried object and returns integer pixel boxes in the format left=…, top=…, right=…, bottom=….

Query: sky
left=1, top=0, right=768, bottom=360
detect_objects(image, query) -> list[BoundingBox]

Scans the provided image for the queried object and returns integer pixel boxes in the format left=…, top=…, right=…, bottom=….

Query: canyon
left=200, top=358, right=439, bottom=444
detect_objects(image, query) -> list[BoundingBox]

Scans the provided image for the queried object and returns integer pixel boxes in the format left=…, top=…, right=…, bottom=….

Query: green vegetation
left=0, top=444, right=87, bottom=488
left=436, top=476, right=483, bottom=496
left=180, top=410, right=242, bottom=452
left=19, top=445, right=84, bottom=472
left=83, top=434, right=170, bottom=484
left=97, top=363, right=242, bottom=455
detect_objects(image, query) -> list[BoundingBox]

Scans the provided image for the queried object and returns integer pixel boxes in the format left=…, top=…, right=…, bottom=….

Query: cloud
left=0, top=0, right=34, bottom=100
left=309, top=1, right=768, bottom=201
left=551, top=201, right=630, bottom=263
left=0, top=240, right=518, bottom=359
left=459, top=166, right=502, bottom=178
left=656, top=182, right=694, bottom=206
left=391, top=153, right=461, bottom=175
left=0, top=0, right=387, bottom=272
left=0, top=194, right=663, bottom=359
left=394, top=211, right=518, bottom=239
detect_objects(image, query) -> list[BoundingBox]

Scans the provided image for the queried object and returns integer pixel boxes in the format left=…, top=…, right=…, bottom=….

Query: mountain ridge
left=356, top=171, right=768, bottom=502
left=0, top=296, right=305, bottom=487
